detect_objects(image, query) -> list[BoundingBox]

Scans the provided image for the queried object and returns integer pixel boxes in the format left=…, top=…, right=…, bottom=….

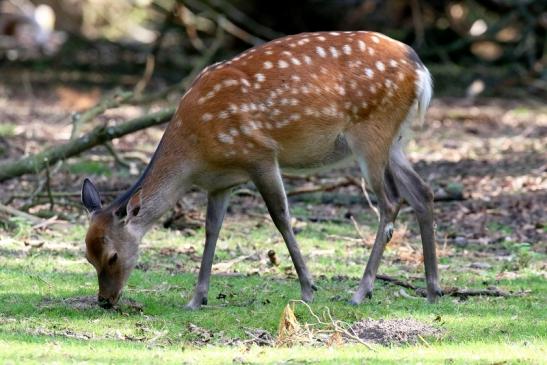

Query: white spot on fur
left=291, top=75, right=301, bottom=82
left=316, top=46, right=326, bottom=57
left=218, top=133, right=234, bottom=144
left=371, top=35, right=380, bottom=43
left=329, top=47, right=339, bottom=58
left=264, top=61, right=273, bottom=69
left=343, top=44, right=352, bottom=55
left=317, top=36, right=326, bottom=41
left=303, top=55, right=313, bottom=65
left=389, top=59, right=398, bottom=67
left=358, top=40, right=366, bottom=52
left=291, top=57, right=301, bottom=65
left=376, top=61, right=385, bottom=71
left=240, top=78, right=251, bottom=87
left=278, top=60, right=289, bottom=68
left=201, top=113, right=213, bottom=122
left=329, top=32, right=340, bottom=36
left=228, top=104, right=238, bottom=113
left=218, top=111, right=229, bottom=119
left=365, top=68, right=374, bottom=78
left=255, top=73, right=266, bottom=82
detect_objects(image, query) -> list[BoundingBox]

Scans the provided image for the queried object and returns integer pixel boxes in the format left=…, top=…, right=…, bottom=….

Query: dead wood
left=0, top=107, right=175, bottom=182
left=376, top=274, right=523, bottom=299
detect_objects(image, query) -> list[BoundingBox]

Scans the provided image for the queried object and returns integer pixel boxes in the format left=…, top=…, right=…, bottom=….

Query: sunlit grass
left=0, top=213, right=545, bottom=364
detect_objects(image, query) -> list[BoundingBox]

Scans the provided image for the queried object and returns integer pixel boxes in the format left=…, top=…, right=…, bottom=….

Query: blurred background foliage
left=0, top=0, right=545, bottom=97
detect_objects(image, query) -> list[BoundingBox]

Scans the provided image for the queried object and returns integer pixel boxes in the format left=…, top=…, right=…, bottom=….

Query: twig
left=134, top=4, right=177, bottom=94
left=286, top=178, right=355, bottom=196
left=182, top=0, right=264, bottom=45
left=43, top=158, right=54, bottom=210
left=350, top=216, right=371, bottom=247
left=207, top=0, right=283, bottom=40
left=347, top=176, right=380, bottom=220
left=104, top=142, right=131, bottom=168
left=376, top=274, right=417, bottom=290
left=289, top=300, right=376, bottom=351
left=376, top=274, right=525, bottom=299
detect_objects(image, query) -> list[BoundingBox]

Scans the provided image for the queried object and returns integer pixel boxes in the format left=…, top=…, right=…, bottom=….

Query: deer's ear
left=81, top=178, right=102, bottom=213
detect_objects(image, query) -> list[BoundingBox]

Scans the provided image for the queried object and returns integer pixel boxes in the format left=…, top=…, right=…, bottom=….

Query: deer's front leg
left=186, top=189, right=231, bottom=310
left=250, top=165, right=316, bottom=302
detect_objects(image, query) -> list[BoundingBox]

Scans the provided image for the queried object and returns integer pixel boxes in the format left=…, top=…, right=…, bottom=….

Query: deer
left=81, top=31, right=442, bottom=310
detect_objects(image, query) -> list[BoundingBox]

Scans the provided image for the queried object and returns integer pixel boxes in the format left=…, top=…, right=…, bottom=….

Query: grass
left=0, top=208, right=546, bottom=364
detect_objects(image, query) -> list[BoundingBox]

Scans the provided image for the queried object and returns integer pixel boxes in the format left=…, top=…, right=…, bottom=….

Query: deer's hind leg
left=345, top=124, right=402, bottom=305
left=390, top=147, right=442, bottom=302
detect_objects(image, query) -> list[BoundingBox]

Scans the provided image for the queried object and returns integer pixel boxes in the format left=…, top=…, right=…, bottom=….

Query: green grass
left=0, top=211, right=545, bottom=364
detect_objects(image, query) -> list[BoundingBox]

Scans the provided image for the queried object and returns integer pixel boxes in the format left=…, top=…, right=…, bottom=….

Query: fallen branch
left=286, top=178, right=356, bottom=196
left=376, top=274, right=524, bottom=299
left=0, top=107, right=175, bottom=182
left=0, top=203, right=44, bottom=225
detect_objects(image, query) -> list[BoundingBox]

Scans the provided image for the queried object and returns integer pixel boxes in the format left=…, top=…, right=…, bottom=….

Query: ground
left=0, top=84, right=545, bottom=364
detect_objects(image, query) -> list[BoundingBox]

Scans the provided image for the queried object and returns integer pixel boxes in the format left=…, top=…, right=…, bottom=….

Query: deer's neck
left=113, top=130, right=193, bottom=235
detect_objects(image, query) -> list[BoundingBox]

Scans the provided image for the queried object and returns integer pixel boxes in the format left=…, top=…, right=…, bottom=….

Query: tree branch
left=0, top=107, right=175, bottom=182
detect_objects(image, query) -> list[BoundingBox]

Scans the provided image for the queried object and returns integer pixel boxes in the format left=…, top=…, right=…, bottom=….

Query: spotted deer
left=81, top=31, right=442, bottom=310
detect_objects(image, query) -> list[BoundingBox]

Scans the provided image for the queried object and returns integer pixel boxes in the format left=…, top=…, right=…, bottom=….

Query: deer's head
left=81, top=179, right=142, bottom=308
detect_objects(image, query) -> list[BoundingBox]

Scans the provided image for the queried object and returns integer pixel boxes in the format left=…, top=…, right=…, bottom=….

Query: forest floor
left=0, top=84, right=545, bottom=364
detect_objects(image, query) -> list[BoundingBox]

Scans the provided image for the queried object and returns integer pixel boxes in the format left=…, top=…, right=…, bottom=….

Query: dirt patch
left=349, top=318, right=441, bottom=345
left=38, top=295, right=144, bottom=313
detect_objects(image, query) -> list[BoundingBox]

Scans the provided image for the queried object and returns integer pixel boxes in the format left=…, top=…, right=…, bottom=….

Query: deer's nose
left=97, top=295, right=113, bottom=309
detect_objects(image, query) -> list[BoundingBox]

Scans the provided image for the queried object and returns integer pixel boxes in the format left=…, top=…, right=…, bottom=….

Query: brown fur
left=83, top=31, right=431, bottom=307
